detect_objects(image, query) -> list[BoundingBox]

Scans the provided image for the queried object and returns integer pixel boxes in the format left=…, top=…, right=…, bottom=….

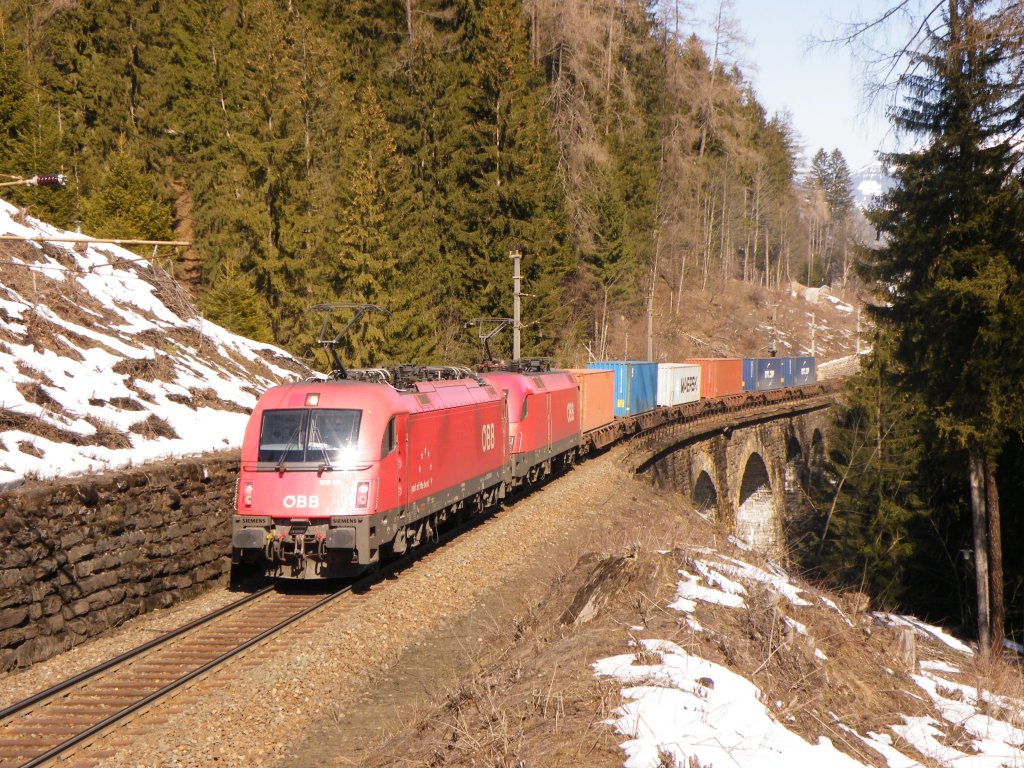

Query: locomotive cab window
left=380, top=416, right=397, bottom=458
left=520, top=395, right=530, bottom=420
left=258, top=408, right=361, bottom=465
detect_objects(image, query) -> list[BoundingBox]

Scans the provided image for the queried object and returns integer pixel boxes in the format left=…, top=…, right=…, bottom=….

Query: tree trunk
left=753, top=173, right=762, bottom=286
left=985, top=456, right=1004, bottom=653
left=604, top=3, right=614, bottom=136
left=969, top=448, right=991, bottom=657
left=719, top=169, right=728, bottom=283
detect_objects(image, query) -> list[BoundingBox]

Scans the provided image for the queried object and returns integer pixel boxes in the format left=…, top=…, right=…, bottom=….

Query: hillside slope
left=563, top=277, right=863, bottom=374
left=0, top=199, right=309, bottom=486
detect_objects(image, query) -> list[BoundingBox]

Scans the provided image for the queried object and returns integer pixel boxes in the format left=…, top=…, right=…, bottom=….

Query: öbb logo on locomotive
left=282, top=495, right=320, bottom=509
left=230, top=356, right=818, bottom=582
left=481, top=422, right=496, bottom=452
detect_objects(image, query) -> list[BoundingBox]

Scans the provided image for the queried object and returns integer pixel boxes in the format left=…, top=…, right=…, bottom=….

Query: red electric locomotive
left=480, top=363, right=581, bottom=485
left=230, top=364, right=509, bottom=580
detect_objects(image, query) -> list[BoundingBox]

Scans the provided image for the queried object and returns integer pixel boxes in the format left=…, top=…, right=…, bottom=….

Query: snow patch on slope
left=0, top=198, right=309, bottom=485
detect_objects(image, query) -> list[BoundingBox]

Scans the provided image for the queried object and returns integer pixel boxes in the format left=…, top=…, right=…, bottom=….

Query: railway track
left=0, top=583, right=352, bottom=768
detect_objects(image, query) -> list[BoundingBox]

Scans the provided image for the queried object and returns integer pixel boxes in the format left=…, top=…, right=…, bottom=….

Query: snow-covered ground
left=596, top=550, right=1024, bottom=768
left=0, top=198, right=308, bottom=485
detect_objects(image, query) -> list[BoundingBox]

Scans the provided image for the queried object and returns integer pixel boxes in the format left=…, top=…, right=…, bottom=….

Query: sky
left=691, top=0, right=906, bottom=172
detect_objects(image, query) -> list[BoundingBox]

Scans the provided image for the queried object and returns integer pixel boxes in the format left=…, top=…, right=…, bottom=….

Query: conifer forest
left=0, top=0, right=857, bottom=365
left=6, top=0, right=1024, bottom=648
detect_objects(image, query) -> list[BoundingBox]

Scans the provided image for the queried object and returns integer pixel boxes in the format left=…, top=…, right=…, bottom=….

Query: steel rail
left=15, top=581, right=357, bottom=768
left=0, top=584, right=274, bottom=723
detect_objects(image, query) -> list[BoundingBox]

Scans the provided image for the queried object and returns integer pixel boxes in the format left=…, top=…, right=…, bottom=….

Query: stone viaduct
left=625, top=395, right=835, bottom=555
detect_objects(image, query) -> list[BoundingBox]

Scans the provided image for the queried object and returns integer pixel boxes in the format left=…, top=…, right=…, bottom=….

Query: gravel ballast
left=21, top=447, right=677, bottom=767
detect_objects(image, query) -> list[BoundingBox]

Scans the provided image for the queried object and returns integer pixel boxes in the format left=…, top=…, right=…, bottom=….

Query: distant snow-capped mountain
left=851, top=160, right=894, bottom=209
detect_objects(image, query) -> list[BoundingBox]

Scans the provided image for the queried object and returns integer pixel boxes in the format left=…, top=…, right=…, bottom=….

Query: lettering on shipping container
left=567, top=403, right=575, bottom=422
left=679, top=376, right=698, bottom=394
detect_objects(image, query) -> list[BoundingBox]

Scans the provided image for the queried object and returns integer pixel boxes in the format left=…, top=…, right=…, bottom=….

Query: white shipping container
left=657, top=363, right=702, bottom=407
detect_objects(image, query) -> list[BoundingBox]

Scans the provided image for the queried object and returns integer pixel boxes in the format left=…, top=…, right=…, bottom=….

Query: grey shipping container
left=656, top=363, right=701, bottom=407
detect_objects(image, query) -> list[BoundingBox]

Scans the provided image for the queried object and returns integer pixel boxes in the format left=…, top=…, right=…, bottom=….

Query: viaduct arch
left=643, top=407, right=833, bottom=556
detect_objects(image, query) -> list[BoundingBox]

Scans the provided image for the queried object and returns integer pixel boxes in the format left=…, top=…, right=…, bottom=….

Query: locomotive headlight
left=242, top=481, right=254, bottom=508
left=355, top=481, right=370, bottom=509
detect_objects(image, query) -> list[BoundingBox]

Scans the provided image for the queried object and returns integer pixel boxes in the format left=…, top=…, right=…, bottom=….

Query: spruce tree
left=825, top=149, right=853, bottom=222
left=863, top=0, right=1024, bottom=652
left=200, top=259, right=275, bottom=344
left=82, top=143, right=174, bottom=242
left=324, top=85, right=403, bottom=368
left=442, top=0, right=568, bottom=356
left=0, top=26, right=31, bottom=166
left=0, top=18, right=76, bottom=225
left=799, top=339, right=931, bottom=605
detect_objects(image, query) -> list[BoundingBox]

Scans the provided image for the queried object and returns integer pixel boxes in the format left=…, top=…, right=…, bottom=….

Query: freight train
left=230, top=354, right=818, bottom=581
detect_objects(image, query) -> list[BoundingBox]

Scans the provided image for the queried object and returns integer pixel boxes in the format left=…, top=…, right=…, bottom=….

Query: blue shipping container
left=790, top=356, right=817, bottom=386
left=742, top=357, right=792, bottom=392
left=586, top=361, right=658, bottom=417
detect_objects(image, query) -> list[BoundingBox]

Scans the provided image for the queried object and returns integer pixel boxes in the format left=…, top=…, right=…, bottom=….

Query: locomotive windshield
left=257, top=409, right=361, bottom=465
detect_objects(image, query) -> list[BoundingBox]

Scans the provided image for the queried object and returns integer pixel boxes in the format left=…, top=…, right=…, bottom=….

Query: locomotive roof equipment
left=312, top=303, right=391, bottom=380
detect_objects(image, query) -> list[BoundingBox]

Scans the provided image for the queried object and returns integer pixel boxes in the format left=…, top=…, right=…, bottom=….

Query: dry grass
left=15, top=360, right=55, bottom=387
left=128, top=414, right=179, bottom=440
left=142, top=259, right=201, bottom=321
left=83, top=416, right=133, bottom=449
left=17, top=440, right=43, bottom=458
left=108, top=397, right=146, bottom=411
left=21, top=310, right=85, bottom=361
left=189, top=387, right=250, bottom=414
left=349, top=474, right=717, bottom=768
left=15, top=381, right=60, bottom=410
left=165, top=393, right=196, bottom=409
left=0, top=407, right=91, bottom=447
left=111, top=353, right=178, bottom=384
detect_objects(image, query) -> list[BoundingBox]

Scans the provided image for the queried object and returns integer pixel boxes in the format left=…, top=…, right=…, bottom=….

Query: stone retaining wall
left=0, top=452, right=239, bottom=671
